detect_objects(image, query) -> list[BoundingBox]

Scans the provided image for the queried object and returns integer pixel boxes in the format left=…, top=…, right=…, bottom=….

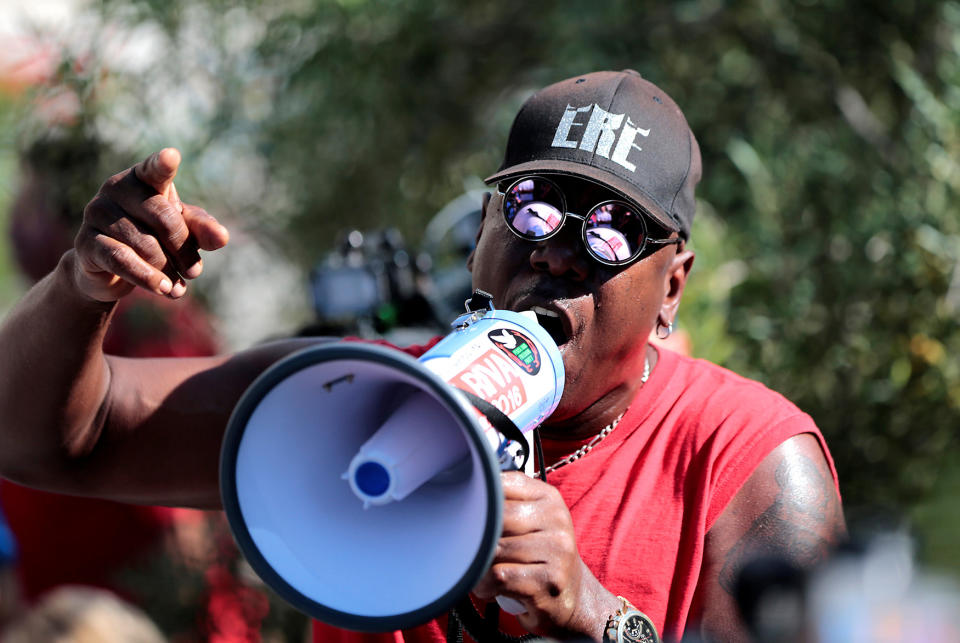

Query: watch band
left=602, top=596, right=660, bottom=643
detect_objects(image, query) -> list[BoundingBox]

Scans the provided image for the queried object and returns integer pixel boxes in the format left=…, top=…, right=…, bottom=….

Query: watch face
left=618, top=611, right=659, bottom=643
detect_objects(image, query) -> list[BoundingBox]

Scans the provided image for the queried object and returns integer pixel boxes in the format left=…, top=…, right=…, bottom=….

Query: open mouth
left=530, top=306, right=569, bottom=348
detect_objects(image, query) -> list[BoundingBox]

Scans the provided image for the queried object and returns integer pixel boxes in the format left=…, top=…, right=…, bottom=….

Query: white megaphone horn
left=220, top=291, right=564, bottom=632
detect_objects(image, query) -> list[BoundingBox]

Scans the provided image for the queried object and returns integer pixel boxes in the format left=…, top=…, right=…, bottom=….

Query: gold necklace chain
left=540, top=356, right=650, bottom=474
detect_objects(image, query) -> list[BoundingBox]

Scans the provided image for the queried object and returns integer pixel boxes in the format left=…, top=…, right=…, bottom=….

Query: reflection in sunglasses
left=587, top=227, right=631, bottom=261
left=498, top=175, right=682, bottom=267
left=514, top=203, right=562, bottom=237
left=515, top=178, right=537, bottom=200
left=590, top=209, right=615, bottom=226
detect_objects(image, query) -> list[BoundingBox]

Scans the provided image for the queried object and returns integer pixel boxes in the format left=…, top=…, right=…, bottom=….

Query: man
left=0, top=70, right=845, bottom=642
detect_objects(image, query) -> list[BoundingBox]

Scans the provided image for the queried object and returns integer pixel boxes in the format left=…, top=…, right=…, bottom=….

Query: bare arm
left=696, top=433, right=846, bottom=640
left=0, top=149, right=326, bottom=508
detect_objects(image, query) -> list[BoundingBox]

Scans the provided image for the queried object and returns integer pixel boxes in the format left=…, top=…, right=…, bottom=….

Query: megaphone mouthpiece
left=345, top=391, right=471, bottom=506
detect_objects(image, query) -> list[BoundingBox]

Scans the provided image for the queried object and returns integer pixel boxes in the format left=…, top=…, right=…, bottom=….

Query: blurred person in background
left=0, top=70, right=845, bottom=642
left=1, top=585, right=167, bottom=643
left=0, top=129, right=288, bottom=641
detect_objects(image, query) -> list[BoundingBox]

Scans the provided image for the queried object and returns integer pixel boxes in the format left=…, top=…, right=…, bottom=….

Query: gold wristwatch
left=602, top=596, right=660, bottom=643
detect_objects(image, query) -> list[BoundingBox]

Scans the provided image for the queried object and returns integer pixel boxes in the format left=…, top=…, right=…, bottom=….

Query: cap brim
left=484, top=160, right=680, bottom=234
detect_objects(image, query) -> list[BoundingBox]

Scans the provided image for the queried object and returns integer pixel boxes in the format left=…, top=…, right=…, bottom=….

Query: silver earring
left=656, top=319, right=673, bottom=340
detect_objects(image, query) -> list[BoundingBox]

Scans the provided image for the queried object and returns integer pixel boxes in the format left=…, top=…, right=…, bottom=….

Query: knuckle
left=152, top=203, right=178, bottom=228
left=105, top=242, right=131, bottom=267
left=153, top=204, right=187, bottom=241
left=559, top=535, right=577, bottom=560
left=73, top=233, right=93, bottom=260
left=540, top=565, right=567, bottom=597
left=126, top=237, right=165, bottom=269
left=99, top=171, right=128, bottom=194
left=491, top=565, right=512, bottom=587
left=135, top=235, right=165, bottom=263
left=472, top=579, right=495, bottom=600
left=74, top=222, right=93, bottom=244
left=83, top=195, right=111, bottom=222
left=543, top=483, right=564, bottom=503
left=105, top=213, right=134, bottom=237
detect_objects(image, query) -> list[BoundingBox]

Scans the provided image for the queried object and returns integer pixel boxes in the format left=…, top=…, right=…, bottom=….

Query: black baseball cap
left=486, top=70, right=701, bottom=239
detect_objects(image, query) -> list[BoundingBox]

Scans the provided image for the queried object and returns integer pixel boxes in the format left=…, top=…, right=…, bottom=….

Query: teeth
left=530, top=306, right=559, bottom=318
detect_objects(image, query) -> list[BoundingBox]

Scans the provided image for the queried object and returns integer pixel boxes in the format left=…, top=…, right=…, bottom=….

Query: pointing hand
left=73, top=148, right=229, bottom=302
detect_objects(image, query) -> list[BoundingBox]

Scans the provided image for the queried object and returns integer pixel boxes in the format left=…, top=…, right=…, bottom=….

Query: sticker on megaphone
left=343, top=293, right=565, bottom=508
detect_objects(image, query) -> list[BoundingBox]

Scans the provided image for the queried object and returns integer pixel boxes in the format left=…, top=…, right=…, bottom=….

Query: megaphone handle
left=456, top=389, right=531, bottom=471
left=452, top=597, right=538, bottom=643
left=455, top=389, right=535, bottom=619
left=495, top=596, right=527, bottom=615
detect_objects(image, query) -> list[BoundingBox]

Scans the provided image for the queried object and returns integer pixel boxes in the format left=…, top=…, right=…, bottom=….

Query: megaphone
left=220, top=292, right=564, bottom=632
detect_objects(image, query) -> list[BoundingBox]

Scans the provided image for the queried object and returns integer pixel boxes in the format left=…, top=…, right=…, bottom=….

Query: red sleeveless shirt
left=311, top=344, right=839, bottom=642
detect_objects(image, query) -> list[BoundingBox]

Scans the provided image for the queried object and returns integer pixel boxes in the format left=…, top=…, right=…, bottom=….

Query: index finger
left=134, top=148, right=182, bottom=203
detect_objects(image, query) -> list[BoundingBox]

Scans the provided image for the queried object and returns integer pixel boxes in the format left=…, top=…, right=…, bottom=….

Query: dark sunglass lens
left=503, top=178, right=565, bottom=239
left=585, top=202, right=646, bottom=263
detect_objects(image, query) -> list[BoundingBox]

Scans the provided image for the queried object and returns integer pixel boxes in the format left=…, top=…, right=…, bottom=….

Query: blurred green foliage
left=5, top=0, right=959, bottom=567
left=0, top=92, right=28, bottom=311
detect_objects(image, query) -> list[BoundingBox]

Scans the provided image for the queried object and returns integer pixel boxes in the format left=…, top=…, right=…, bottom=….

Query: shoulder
left=651, top=349, right=821, bottom=460
left=646, top=349, right=838, bottom=527
left=658, top=348, right=809, bottom=426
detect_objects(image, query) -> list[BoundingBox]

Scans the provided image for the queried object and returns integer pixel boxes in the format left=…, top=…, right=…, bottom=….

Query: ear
left=658, top=244, right=695, bottom=327
left=465, top=191, right=492, bottom=273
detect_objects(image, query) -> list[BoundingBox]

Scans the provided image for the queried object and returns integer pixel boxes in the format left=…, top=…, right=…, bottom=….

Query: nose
left=528, top=226, right=590, bottom=281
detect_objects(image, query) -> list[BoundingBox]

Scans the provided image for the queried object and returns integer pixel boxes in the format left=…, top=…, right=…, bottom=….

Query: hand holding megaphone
left=472, top=471, right=600, bottom=636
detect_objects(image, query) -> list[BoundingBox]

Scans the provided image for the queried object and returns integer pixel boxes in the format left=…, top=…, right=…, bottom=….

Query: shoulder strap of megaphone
left=448, top=391, right=548, bottom=643
left=455, top=389, right=532, bottom=472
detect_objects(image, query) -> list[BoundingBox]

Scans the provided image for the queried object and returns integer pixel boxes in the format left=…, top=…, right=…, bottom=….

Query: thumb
left=134, top=147, right=181, bottom=203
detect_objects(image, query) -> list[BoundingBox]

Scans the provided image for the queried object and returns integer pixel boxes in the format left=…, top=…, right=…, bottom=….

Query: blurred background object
left=727, top=530, right=960, bottom=643
left=419, top=188, right=487, bottom=324
left=806, top=532, right=960, bottom=643
left=0, top=497, right=19, bottom=630
left=1, top=585, right=167, bottom=643
left=1, top=0, right=959, bottom=640
left=297, top=188, right=486, bottom=344
left=299, top=226, right=444, bottom=345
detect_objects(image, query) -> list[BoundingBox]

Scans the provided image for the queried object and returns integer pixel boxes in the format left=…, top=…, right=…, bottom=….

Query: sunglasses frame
left=496, top=175, right=682, bottom=267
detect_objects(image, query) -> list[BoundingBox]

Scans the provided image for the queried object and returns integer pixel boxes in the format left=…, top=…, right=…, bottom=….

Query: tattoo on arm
left=718, top=454, right=842, bottom=594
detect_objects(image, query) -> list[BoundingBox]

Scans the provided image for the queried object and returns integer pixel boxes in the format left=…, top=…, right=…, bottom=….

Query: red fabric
left=102, top=290, right=220, bottom=358
left=306, top=343, right=839, bottom=643
left=0, top=483, right=174, bottom=600
left=341, top=335, right=444, bottom=357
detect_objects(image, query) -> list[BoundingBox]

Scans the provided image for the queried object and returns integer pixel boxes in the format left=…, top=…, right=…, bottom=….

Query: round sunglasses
left=498, top=175, right=681, bottom=267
